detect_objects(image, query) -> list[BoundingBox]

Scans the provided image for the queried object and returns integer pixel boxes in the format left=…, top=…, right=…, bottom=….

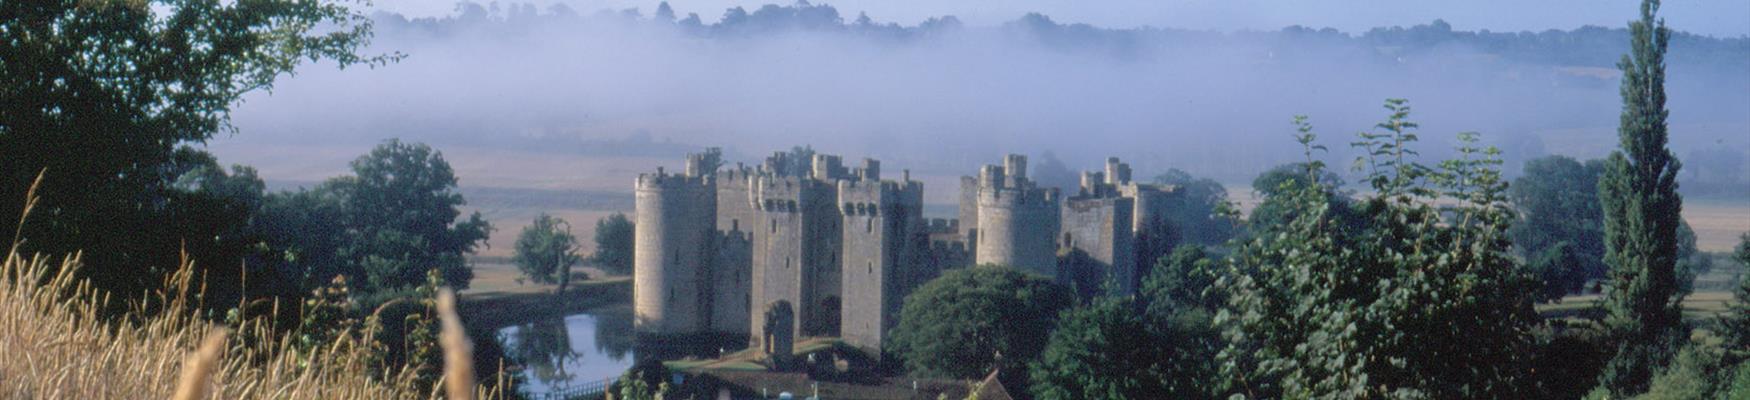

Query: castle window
left=771, top=219, right=777, bottom=233
left=868, top=262, right=873, bottom=274
left=732, top=219, right=740, bottom=231
left=674, top=252, right=680, bottom=263
left=866, top=218, right=873, bottom=233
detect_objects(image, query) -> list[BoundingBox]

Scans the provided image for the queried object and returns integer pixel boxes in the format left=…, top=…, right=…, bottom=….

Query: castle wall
left=838, top=180, right=926, bottom=353
left=975, top=183, right=1060, bottom=275
left=633, top=172, right=716, bottom=335
left=710, top=230, right=753, bottom=335
left=1121, top=183, right=1177, bottom=271
left=957, top=176, right=981, bottom=256
left=1061, top=197, right=1138, bottom=295
left=748, top=176, right=842, bottom=345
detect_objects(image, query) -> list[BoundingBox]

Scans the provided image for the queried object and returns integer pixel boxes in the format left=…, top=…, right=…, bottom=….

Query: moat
left=494, top=306, right=637, bottom=396
left=494, top=304, right=750, bottom=397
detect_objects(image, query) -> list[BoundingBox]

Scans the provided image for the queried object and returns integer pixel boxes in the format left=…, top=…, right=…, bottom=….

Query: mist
left=215, top=1, right=1750, bottom=185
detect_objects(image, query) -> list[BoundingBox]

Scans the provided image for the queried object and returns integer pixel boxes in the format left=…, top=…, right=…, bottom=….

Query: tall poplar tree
left=1596, top=0, right=1686, bottom=395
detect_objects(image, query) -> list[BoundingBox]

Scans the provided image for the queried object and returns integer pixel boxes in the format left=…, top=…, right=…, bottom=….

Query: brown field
left=1685, top=200, right=1750, bottom=252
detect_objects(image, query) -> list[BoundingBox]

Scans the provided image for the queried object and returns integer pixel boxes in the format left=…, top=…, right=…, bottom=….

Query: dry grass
left=0, top=248, right=514, bottom=399
left=0, top=174, right=502, bottom=399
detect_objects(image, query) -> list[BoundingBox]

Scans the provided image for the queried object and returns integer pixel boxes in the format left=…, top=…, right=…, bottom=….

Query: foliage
left=1029, top=296, right=1212, bottom=399
left=1509, top=156, right=1609, bottom=287
left=1528, top=242, right=1590, bottom=302
left=1216, top=102, right=1539, bottom=399
left=1719, top=233, right=1750, bottom=366
left=1633, top=333, right=1743, bottom=400
left=0, top=0, right=388, bottom=309
left=1596, top=1, right=1686, bottom=395
left=330, top=140, right=492, bottom=292
left=887, top=267, right=1074, bottom=383
left=1247, top=121, right=1355, bottom=237
left=1153, top=169, right=1240, bottom=247
left=591, top=212, right=636, bottom=275
left=1533, top=323, right=1616, bottom=399
left=1141, top=246, right=1224, bottom=313
left=514, top=213, right=582, bottom=290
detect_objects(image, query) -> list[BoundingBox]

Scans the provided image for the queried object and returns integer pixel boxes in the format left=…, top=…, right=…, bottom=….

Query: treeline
left=864, top=3, right=1748, bottom=398
left=371, top=1, right=1749, bottom=71
left=0, top=0, right=503, bottom=393
left=876, top=99, right=1750, bottom=399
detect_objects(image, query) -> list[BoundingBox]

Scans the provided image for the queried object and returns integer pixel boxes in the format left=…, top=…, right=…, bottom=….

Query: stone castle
left=632, top=148, right=1181, bottom=354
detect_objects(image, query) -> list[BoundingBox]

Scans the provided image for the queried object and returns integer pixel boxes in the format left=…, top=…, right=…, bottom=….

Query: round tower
left=633, top=171, right=715, bottom=335
left=975, top=183, right=1060, bottom=276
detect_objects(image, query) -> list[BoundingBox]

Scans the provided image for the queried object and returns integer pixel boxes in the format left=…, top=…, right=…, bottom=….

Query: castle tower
left=1061, top=196, right=1138, bottom=295
left=748, top=174, right=842, bottom=346
left=633, top=167, right=717, bottom=335
left=974, top=155, right=1062, bottom=276
left=838, top=178, right=926, bottom=353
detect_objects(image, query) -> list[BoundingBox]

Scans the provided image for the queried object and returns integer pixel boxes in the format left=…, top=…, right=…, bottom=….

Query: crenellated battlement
left=638, top=147, right=1190, bottom=352
left=925, top=218, right=958, bottom=234
left=636, top=168, right=713, bottom=190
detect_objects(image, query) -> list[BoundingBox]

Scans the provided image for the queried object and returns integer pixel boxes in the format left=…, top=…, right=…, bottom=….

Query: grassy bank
left=457, top=276, right=632, bottom=331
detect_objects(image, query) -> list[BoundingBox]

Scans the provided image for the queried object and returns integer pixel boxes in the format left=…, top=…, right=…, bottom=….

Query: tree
left=887, top=267, right=1073, bottom=385
left=1596, top=1, right=1685, bottom=395
left=1720, top=233, right=1750, bottom=364
left=1527, top=241, right=1588, bottom=303
left=1217, top=103, right=1538, bottom=399
left=591, top=213, right=635, bottom=275
left=1510, top=156, right=1609, bottom=285
left=514, top=214, right=582, bottom=292
left=1141, top=246, right=1223, bottom=313
left=653, top=1, right=676, bottom=22
left=0, top=0, right=385, bottom=305
left=329, top=140, right=492, bottom=293
left=1153, top=169, right=1240, bottom=247
left=1246, top=160, right=1352, bottom=236
left=1029, top=296, right=1212, bottom=399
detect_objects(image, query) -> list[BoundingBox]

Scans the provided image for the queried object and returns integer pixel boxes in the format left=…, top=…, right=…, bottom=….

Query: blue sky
left=374, top=0, right=1750, bottom=37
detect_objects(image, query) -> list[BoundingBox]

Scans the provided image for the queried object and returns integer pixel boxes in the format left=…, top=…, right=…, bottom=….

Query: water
left=495, top=305, right=637, bottom=396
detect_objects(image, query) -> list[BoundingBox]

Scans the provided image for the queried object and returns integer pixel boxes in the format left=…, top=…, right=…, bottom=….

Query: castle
left=632, top=148, right=1180, bottom=355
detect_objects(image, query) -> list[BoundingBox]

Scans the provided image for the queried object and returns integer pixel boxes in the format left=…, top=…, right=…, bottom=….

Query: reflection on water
left=495, top=305, right=752, bottom=397
left=496, top=305, right=638, bottom=396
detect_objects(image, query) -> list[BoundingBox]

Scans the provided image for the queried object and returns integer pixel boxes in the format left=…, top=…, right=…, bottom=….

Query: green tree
left=1528, top=241, right=1589, bottom=303
left=1596, top=1, right=1686, bottom=395
left=329, top=140, right=492, bottom=293
left=1029, top=296, right=1212, bottom=400
left=887, top=267, right=1073, bottom=385
left=1217, top=103, right=1538, bottom=399
left=1720, top=233, right=1750, bottom=364
left=1141, top=245, right=1223, bottom=313
left=1247, top=158, right=1353, bottom=237
left=1509, top=156, right=1609, bottom=286
left=1153, top=169, right=1240, bottom=247
left=514, top=213, right=582, bottom=292
left=591, top=212, right=635, bottom=275
left=0, top=0, right=386, bottom=301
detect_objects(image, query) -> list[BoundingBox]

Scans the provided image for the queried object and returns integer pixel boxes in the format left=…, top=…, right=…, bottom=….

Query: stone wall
left=632, top=170, right=716, bottom=334
left=1061, top=196, right=1138, bottom=294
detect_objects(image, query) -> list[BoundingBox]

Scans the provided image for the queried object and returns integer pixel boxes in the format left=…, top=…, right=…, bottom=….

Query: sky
left=373, top=0, right=1750, bottom=37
